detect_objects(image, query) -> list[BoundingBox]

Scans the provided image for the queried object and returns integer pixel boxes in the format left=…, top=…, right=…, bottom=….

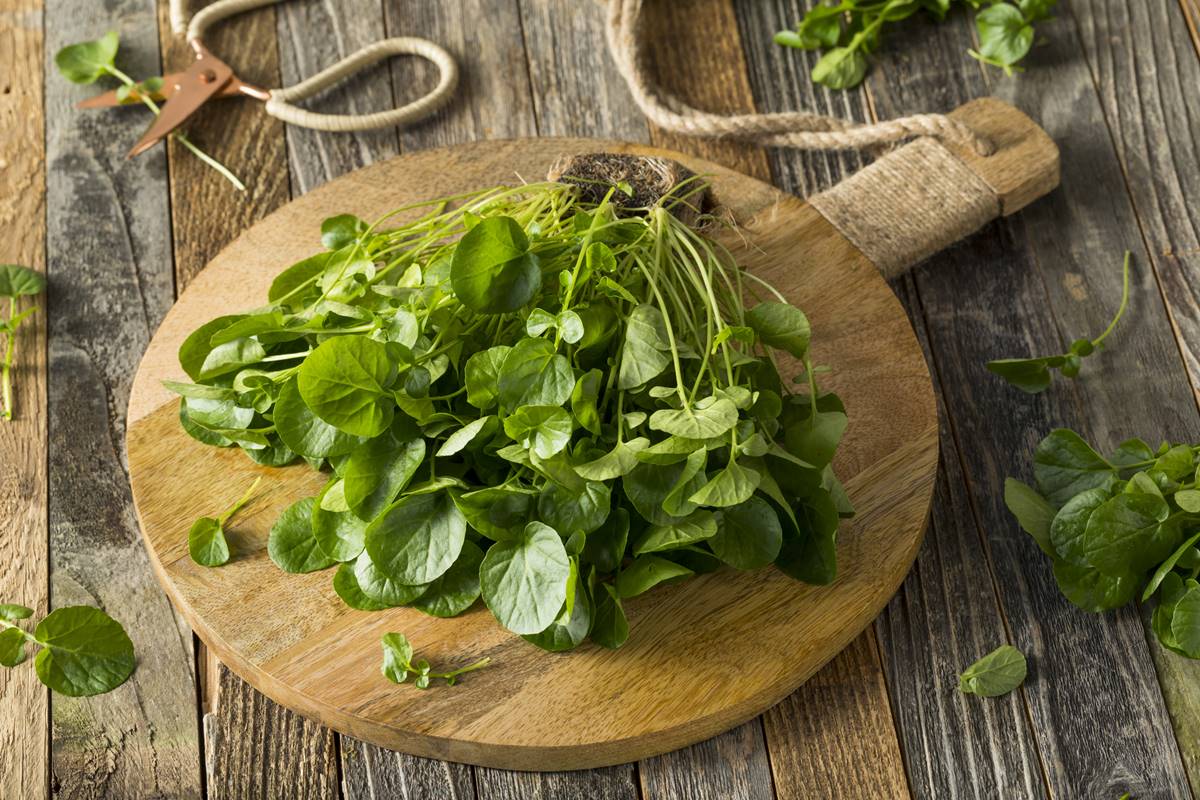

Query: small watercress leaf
left=688, top=459, right=761, bottom=508
left=0, top=627, right=26, bottom=667
left=274, top=377, right=362, bottom=458
left=1175, top=489, right=1200, bottom=513
left=1048, top=487, right=1110, bottom=567
left=503, top=405, right=573, bottom=459
left=452, top=486, right=532, bottom=541
left=1082, top=492, right=1169, bottom=575
left=1154, top=444, right=1194, bottom=481
left=632, top=510, right=717, bottom=556
left=1052, top=559, right=1138, bottom=612
left=480, top=521, right=570, bottom=634
left=775, top=489, right=840, bottom=585
left=352, top=551, right=428, bottom=606
left=574, top=437, right=649, bottom=481
left=618, top=305, right=671, bottom=390
left=1171, top=586, right=1200, bottom=657
left=958, top=644, right=1027, bottom=697
left=464, top=345, right=511, bottom=410
left=436, top=416, right=493, bottom=457
left=649, top=398, right=739, bottom=440
left=450, top=216, right=541, bottom=314
left=269, top=498, right=338, bottom=574
left=1144, top=532, right=1200, bottom=602
left=1003, top=478, right=1057, bottom=557
left=810, top=46, right=867, bottom=89
left=570, top=369, right=603, bottom=436
left=321, top=214, right=368, bottom=250
left=380, top=632, right=414, bottom=684
left=538, top=480, right=611, bottom=536
left=615, top=555, right=693, bottom=599
left=985, top=357, right=1058, bottom=394
left=412, top=541, right=483, bottom=618
left=343, top=426, right=425, bottom=522
left=33, top=606, right=135, bottom=697
left=312, top=482, right=369, bottom=562
left=523, top=569, right=592, bottom=652
left=498, top=337, right=574, bottom=412
left=974, top=3, right=1034, bottom=68
left=0, top=264, right=47, bottom=298
left=745, top=302, right=811, bottom=359
left=0, top=604, right=34, bottom=621
left=710, top=496, right=783, bottom=570
left=591, top=582, right=629, bottom=649
left=188, top=517, right=230, bottom=567
left=54, top=31, right=119, bottom=84
left=332, top=562, right=389, bottom=611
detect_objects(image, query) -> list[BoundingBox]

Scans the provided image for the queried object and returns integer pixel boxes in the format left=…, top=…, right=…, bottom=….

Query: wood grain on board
left=865, top=4, right=1196, bottom=798
left=43, top=0, right=201, bottom=794
left=0, top=2, right=48, bottom=797
left=125, top=138, right=939, bottom=770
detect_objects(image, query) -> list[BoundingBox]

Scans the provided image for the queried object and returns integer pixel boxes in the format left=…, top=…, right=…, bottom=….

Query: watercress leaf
left=985, top=357, right=1057, bottom=394
left=615, top=555, right=693, bottom=599
left=464, top=345, right=511, bottom=410
left=811, top=46, right=868, bottom=89
left=1111, top=437, right=1155, bottom=468
left=525, top=308, right=557, bottom=337
left=343, top=427, right=425, bottom=522
left=365, top=492, right=465, bottom=584
left=570, top=369, right=603, bottom=436
left=574, top=437, right=649, bottom=481
left=413, top=541, right=483, bottom=618
left=1034, top=429, right=1117, bottom=506
left=710, top=496, right=783, bottom=570
left=312, top=482, right=369, bottom=562
left=783, top=410, right=847, bottom=469
left=0, top=604, right=34, bottom=621
left=199, top=337, right=267, bottom=381
left=1082, top=491, right=1170, bottom=575
left=539, top=480, right=611, bottom=536
left=1175, top=489, right=1200, bottom=513
left=958, top=644, right=1027, bottom=697
left=662, top=448, right=708, bottom=517
left=523, top=569, right=592, bottom=652
left=1048, top=487, right=1110, bottom=567
left=498, top=337, right=574, bottom=412
left=975, top=3, right=1033, bottom=67
left=0, top=264, right=47, bottom=298
left=746, top=302, right=811, bottom=359
left=321, top=214, right=368, bottom=250
left=775, top=489, right=840, bottom=585
left=503, top=405, right=573, bottom=459
left=450, top=216, right=541, bottom=314
left=1052, top=559, right=1138, bottom=612
left=269, top=498, right=337, bottom=574
left=1170, top=586, right=1200, bottom=657
left=33, top=606, right=135, bottom=697
left=268, top=251, right=332, bottom=306
left=618, top=305, right=672, bottom=390
left=1143, top=532, right=1200, bottom=602
left=649, top=398, right=739, bottom=439
left=380, top=632, right=414, bottom=684
left=188, top=517, right=230, bottom=567
left=332, top=562, right=389, bottom=611
left=591, top=582, right=629, bottom=649
left=624, top=459, right=706, bottom=526
left=1004, top=478, right=1057, bottom=557
left=353, top=551, right=428, bottom=606
left=452, top=486, right=533, bottom=541
left=298, top=336, right=394, bottom=437
left=480, top=521, right=571, bottom=634
left=274, top=376, right=362, bottom=458
left=1153, top=444, right=1194, bottom=481
left=557, top=310, right=585, bottom=344
left=0, top=628, right=26, bottom=667
left=436, top=416, right=494, bottom=457
left=54, top=31, right=119, bottom=84
left=632, top=510, right=717, bottom=556
left=689, top=459, right=761, bottom=508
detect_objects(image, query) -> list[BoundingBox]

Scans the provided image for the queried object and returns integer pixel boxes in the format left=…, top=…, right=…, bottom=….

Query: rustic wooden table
left=3, top=0, right=1200, bottom=797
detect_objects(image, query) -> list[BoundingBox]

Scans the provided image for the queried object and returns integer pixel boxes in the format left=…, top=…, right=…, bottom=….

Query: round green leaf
left=745, top=302, right=811, bottom=359
left=298, top=336, right=394, bottom=437
left=343, top=426, right=425, bottom=522
left=503, top=405, right=573, bottom=459
left=0, top=264, right=46, bottom=298
left=413, top=540, right=483, bottom=618
left=33, top=606, right=135, bottom=697
left=1171, top=586, right=1200, bottom=658
left=450, top=216, right=541, bottom=314
left=188, top=517, right=230, bottom=567
left=312, top=481, right=368, bottom=562
left=54, top=31, right=119, bottom=84
left=498, top=337, right=574, bottom=412
left=710, top=497, right=783, bottom=570
left=480, top=521, right=570, bottom=634
left=958, top=644, right=1027, bottom=698
left=365, top=492, right=466, bottom=585
left=274, top=377, right=361, bottom=459
left=332, top=563, right=389, bottom=611
left=268, top=498, right=337, bottom=574
left=615, top=554, right=693, bottom=599
left=352, top=551, right=428, bottom=606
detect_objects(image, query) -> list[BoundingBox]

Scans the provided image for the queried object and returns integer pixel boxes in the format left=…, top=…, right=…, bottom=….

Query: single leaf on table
left=380, top=632, right=415, bottom=684
left=958, top=644, right=1027, bottom=697
left=0, top=627, right=26, bottom=667
left=188, top=517, right=230, bottom=567
left=54, top=30, right=118, bottom=84
left=33, top=606, right=135, bottom=697
left=450, top=216, right=541, bottom=314
left=365, top=492, right=466, bottom=585
left=269, top=498, right=337, bottom=574
left=985, top=357, right=1062, bottom=394
left=480, top=521, right=570, bottom=635
left=0, top=264, right=46, bottom=298
left=0, top=604, right=33, bottom=622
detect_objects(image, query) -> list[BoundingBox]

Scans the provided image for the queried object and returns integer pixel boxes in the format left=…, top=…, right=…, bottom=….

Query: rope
left=604, top=0, right=994, bottom=156
left=169, top=0, right=458, bottom=133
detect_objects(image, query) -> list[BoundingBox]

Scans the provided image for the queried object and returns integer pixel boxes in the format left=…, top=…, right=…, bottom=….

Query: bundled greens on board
left=168, top=171, right=852, bottom=655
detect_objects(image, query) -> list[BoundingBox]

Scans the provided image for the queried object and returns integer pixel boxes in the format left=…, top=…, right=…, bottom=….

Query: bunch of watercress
left=0, top=603, right=135, bottom=696
left=1006, top=429, right=1200, bottom=658
left=55, top=31, right=245, bottom=191
left=168, top=177, right=851, bottom=652
left=0, top=265, right=44, bottom=421
left=776, top=0, right=1057, bottom=90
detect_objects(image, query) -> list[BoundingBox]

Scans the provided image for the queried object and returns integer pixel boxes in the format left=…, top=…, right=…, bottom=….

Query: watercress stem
left=1, top=298, right=14, bottom=421
left=218, top=477, right=262, bottom=525
left=1091, top=251, right=1131, bottom=348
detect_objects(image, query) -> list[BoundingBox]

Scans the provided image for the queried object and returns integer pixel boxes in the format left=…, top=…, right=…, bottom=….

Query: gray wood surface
left=11, top=0, right=1200, bottom=797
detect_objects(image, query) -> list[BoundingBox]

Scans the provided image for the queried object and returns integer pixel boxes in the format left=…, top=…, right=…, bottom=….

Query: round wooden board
left=126, top=138, right=938, bottom=771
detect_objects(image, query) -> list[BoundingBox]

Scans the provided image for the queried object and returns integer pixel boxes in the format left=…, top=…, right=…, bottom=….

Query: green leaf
left=615, top=555, right=693, bottom=599
left=583, top=507, right=630, bottom=574
left=618, top=305, right=672, bottom=390
left=332, top=563, right=389, bottom=611
left=498, top=337, right=574, bottom=412
left=1170, top=586, right=1200, bottom=657
left=649, top=398, right=739, bottom=439
left=464, top=346, right=511, bottom=410
left=689, top=459, right=761, bottom=508
left=570, top=369, right=603, bottom=436
left=436, top=416, right=494, bottom=457
left=274, top=377, right=362, bottom=459
left=523, top=568, right=592, bottom=652
left=452, top=486, right=532, bottom=541
left=269, top=498, right=337, bottom=574
left=381, top=632, right=414, bottom=684
left=450, top=216, right=541, bottom=314
left=1144, top=532, right=1200, bottom=602
left=538, top=480, right=611, bottom=536
left=188, top=517, right=230, bottom=567
left=1048, top=487, right=1110, bottom=567
left=1154, top=444, right=1194, bottom=481
left=312, top=481, right=368, bottom=562
left=0, top=627, right=26, bottom=667
left=975, top=3, right=1033, bottom=68
left=1004, top=478, right=1057, bottom=557
left=632, top=510, right=717, bottom=556
left=746, top=302, right=811, bottom=359
left=1082, top=492, right=1169, bottom=575
left=54, top=31, right=118, bottom=84
left=352, top=552, right=428, bottom=606
left=1175, top=489, right=1200, bottom=513
left=958, top=645, right=1027, bottom=697
left=0, top=604, right=33, bottom=621
left=986, top=357, right=1060, bottom=394
left=574, top=438, right=649, bottom=481
left=1052, top=559, right=1138, bottom=612
left=298, top=336, right=394, bottom=437
left=343, top=426, right=425, bottom=522
left=591, top=581, right=629, bottom=649
left=412, top=541, right=483, bottom=618
left=624, top=459, right=706, bottom=526
left=0, top=264, right=46, bottom=298
left=365, top=492, right=466, bottom=585
left=1034, top=429, right=1116, bottom=507
left=811, top=46, right=868, bottom=89
left=710, top=496, right=783, bottom=570
left=33, top=606, right=135, bottom=697
left=503, top=405, right=573, bottom=459
left=321, top=214, right=368, bottom=250
left=783, top=409, right=848, bottom=469
left=480, top=521, right=571, bottom=634
left=776, top=489, right=840, bottom=585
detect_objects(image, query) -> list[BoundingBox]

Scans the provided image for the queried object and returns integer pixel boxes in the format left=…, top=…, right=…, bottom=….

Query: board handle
left=808, top=97, right=1059, bottom=279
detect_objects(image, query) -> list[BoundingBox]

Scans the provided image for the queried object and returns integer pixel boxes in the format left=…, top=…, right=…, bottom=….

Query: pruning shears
left=78, top=0, right=458, bottom=158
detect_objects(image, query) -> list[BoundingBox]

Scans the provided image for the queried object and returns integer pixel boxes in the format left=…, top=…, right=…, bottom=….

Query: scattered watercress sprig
left=776, top=0, right=1057, bottom=90
left=1006, top=429, right=1200, bottom=658
left=958, top=644, right=1027, bottom=697
left=0, top=265, right=45, bottom=422
left=0, top=603, right=135, bottom=696
left=55, top=31, right=245, bottom=191
left=380, top=633, right=490, bottom=688
left=170, top=172, right=853, bottom=656
left=987, top=252, right=1131, bottom=394
left=186, top=476, right=262, bottom=567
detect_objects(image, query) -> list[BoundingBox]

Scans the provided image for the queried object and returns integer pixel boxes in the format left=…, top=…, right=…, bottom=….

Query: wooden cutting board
left=126, top=100, right=1057, bottom=770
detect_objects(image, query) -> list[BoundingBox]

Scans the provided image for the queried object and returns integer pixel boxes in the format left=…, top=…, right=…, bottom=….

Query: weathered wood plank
left=1057, top=0, right=1200, bottom=791
left=640, top=721, right=773, bottom=800
left=203, top=668, right=340, bottom=800
left=341, top=738, right=475, bottom=800
left=1181, top=0, right=1200, bottom=54
left=0, top=1, right=49, bottom=797
left=866, top=5, right=1195, bottom=798
left=43, top=0, right=201, bottom=794
left=474, top=767, right=639, bottom=800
